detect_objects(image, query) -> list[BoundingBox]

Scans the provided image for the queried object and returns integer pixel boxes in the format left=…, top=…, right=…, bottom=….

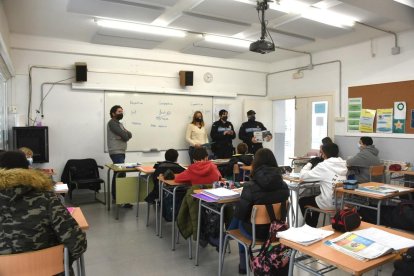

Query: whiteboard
left=104, top=92, right=213, bottom=151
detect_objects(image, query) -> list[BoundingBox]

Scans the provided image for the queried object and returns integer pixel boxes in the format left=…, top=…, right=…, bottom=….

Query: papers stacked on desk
left=325, top=227, right=414, bottom=260
left=356, top=185, right=399, bottom=194
left=54, top=183, right=68, bottom=193
left=202, top=188, right=241, bottom=201
left=277, top=224, right=334, bottom=246
left=114, top=162, right=141, bottom=168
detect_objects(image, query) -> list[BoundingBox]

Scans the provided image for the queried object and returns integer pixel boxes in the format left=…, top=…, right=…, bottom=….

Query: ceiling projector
left=250, top=39, right=275, bottom=54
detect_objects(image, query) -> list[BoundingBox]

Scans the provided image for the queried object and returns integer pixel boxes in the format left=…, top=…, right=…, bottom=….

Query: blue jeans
left=110, top=154, right=125, bottom=200
left=228, top=217, right=252, bottom=269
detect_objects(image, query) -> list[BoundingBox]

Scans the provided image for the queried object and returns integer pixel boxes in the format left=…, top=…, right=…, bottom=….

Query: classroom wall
left=268, top=29, right=414, bottom=162
left=8, top=34, right=271, bottom=176
left=0, top=1, right=11, bottom=54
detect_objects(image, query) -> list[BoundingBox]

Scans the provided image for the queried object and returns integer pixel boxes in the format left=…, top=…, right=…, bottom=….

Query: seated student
left=175, top=147, right=221, bottom=185
left=145, top=149, right=186, bottom=204
left=303, top=136, right=333, bottom=170
left=229, top=148, right=290, bottom=275
left=299, top=143, right=347, bottom=227
left=227, top=142, right=254, bottom=181
left=347, top=136, right=381, bottom=183
left=0, top=151, right=87, bottom=266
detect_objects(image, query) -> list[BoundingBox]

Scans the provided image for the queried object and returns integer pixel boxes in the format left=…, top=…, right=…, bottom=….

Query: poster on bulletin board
left=376, top=108, right=393, bottom=133
left=348, top=98, right=362, bottom=132
left=393, top=101, right=406, bottom=133
left=359, top=109, right=376, bottom=132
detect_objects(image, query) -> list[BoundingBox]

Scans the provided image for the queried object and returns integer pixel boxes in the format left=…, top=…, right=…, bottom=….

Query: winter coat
left=175, top=161, right=221, bottom=185
left=234, top=165, right=290, bottom=240
left=300, top=157, right=348, bottom=210
left=0, top=169, right=87, bottom=263
left=347, top=145, right=381, bottom=183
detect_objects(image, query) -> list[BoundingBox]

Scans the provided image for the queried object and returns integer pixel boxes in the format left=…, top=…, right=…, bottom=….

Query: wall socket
left=8, top=105, right=17, bottom=114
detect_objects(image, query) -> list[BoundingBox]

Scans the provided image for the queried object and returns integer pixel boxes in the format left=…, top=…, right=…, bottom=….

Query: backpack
left=249, top=203, right=291, bottom=276
left=393, top=247, right=414, bottom=276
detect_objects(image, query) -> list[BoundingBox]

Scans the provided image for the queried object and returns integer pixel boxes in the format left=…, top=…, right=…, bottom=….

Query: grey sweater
left=347, top=145, right=381, bottom=183
left=107, top=118, right=132, bottom=155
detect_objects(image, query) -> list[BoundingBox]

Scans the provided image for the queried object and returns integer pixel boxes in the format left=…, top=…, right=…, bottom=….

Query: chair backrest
left=251, top=202, right=287, bottom=225
left=0, top=244, right=69, bottom=276
left=369, top=165, right=385, bottom=182
left=61, top=158, right=100, bottom=182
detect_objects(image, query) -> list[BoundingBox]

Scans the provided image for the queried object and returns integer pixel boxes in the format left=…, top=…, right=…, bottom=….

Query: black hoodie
left=234, top=165, right=289, bottom=239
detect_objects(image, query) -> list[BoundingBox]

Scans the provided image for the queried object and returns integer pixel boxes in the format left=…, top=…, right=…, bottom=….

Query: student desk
left=70, top=207, right=88, bottom=276
left=280, top=221, right=414, bottom=276
left=289, top=156, right=312, bottom=171
left=105, top=164, right=139, bottom=212
left=283, top=175, right=320, bottom=227
left=135, top=165, right=156, bottom=218
left=337, top=182, right=414, bottom=225
left=388, top=169, right=414, bottom=186
left=158, top=175, right=190, bottom=250
left=191, top=190, right=240, bottom=276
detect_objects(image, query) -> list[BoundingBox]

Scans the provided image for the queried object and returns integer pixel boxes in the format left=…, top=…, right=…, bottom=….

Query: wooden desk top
left=211, top=159, right=231, bottom=165
left=280, top=222, right=414, bottom=276
left=157, top=175, right=189, bottom=186
left=336, top=182, right=414, bottom=199
left=289, top=156, right=313, bottom=161
left=136, top=165, right=156, bottom=174
left=105, top=164, right=139, bottom=172
left=71, top=207, right=89, bottom=230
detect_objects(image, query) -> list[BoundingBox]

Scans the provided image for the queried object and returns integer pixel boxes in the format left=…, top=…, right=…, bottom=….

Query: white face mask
left=27, top=158, right=33, bottom=165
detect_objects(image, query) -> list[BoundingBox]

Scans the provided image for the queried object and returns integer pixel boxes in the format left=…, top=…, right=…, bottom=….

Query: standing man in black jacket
left=210, top=109, right=236, bottom=158
left=238, top=110, right=272, bottom=154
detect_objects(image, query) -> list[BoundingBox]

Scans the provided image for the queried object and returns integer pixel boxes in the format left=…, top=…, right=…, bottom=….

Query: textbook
left=201, top=188, right=241, bottom=201
left=114, top=162, right=141, bottom=169
left=254, top=130, right=272, bottom=142
left=356, top=185, right=399, bottom=194
left=324, top=227, right=414, bottom=261
left=277, top=224, right=334, bottom=246
left=54, top=183, right=69, bottom=193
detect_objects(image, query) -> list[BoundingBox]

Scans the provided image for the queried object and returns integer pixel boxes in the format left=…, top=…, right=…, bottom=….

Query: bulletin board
left=348, top=80, right=414, bottom=134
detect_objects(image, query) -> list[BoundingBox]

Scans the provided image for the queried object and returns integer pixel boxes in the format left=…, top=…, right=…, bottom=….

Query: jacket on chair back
left=0, top=169, right=87, bottom=262
left=234, top=165, right=290, bottom=240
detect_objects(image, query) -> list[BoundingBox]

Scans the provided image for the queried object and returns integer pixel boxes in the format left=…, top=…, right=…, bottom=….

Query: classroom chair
left=61, top=158, right=106, bottom=204
left=0, top=244, right=70, bottom=276
left=233, top=163, right=250, bottom=182
left=221, top=202, right=288, bottom=276
left=369, top=165, right=386, bottom=182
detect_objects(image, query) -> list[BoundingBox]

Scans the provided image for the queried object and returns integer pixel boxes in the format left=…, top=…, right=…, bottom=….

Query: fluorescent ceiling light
left=269, top=0, right=308, bottom=14
left=95, top=19, right=187, bottom=37
left=394, top=0, right=414, bottom=8
left=204, top=35, right=251, bottom=48
left=302, top=7, right=355, bottom=28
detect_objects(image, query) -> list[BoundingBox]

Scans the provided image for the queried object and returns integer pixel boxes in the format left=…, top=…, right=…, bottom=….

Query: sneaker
left=121, top=203, right=133, bottom=208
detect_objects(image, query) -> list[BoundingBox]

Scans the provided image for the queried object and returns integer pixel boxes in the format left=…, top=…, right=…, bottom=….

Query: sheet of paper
left=354, top=227, right=414, bottom=250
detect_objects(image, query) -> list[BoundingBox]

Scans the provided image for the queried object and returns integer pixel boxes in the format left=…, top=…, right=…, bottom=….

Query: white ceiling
left=3, top=0, right=414, bottom=63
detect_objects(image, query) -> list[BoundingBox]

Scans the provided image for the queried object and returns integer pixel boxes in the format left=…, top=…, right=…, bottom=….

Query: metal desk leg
left=146, top=175, right=151, bottom=226
left=80, top=254, right=86, bottom=276
left=159, top=182, right=164, bottom=238
left=295, top=189, right=300, bottom=227
left=288, top=249, right=297, bottom=276
left=188, top=237, right=192, bottom=259
left=172, top=186, right=178, bottom=251
left=137, top=172, right=141, bottom=217
left=377, top=200, right=382, bottom=225
left=195, top=199, right=202, bottom=266
left=76, top=259, right=81, bottom=276
left=107, top=169, right=111, bottom=211
left=218, top=204, right=226, bottom=276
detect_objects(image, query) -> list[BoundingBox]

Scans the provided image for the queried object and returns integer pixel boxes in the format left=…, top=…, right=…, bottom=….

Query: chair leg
left=303, top=208, right=310, bottom=226
left=243, top=243, right=250, bottom=276
left=155, top=200, right=159, bottom=236
left=146, top=202, right=150, bottom=227
left=220, top=234, right=231, bottom=276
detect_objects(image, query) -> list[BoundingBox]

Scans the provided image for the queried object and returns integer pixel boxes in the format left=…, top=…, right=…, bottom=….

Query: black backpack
left=393, top=247, right=414, bottom=276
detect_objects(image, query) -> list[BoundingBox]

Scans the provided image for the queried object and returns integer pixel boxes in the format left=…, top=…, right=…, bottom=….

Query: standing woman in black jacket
left=228, top=148, right=290, bottom=274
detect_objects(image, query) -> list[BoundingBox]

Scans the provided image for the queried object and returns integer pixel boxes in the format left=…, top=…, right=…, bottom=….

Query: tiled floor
left=75, top=193, right=395, bottom=276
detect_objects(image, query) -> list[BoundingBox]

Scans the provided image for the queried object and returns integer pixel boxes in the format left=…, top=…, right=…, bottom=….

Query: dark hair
left=165, top=149, right=178, bottom=162
left=321, top=136, right=333, bottom=146
left=321, top=143, right=339, bottom=159
left=219, top=109, right=227, bottom=116
left=236, top=143, right=248, bottom=154
left=193, top=147, right=208, bottom=161
left=360, top=136, right=373, bottom=146
left=252, top=148, right=278, bottom=175
left=110, top=105, right=122, bottom=117
left=0, top=151, right=29, bottom=169
left=191, top=111, right=204, bottom=127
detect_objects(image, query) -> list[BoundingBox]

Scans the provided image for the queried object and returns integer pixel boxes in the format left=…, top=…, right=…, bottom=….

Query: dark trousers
left=110, top=153, right=125, bottom=200
left=299, top=196, right=319, bottom=227
left=188, top=146, right=195, bottom=164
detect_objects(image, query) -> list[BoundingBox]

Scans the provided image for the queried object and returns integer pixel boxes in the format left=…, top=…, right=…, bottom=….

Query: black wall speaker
left=179, top=71, right=193, bottom=86
left=75, top=62, right=87, bottom=82
left=13, top=127, right=49, bottom=163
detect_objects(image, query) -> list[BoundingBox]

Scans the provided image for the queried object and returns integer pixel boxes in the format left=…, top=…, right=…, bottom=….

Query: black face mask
left=248, top=115, right=255, bottom=121
left=116, top=114, right=123, bottom=120
left=195, top=117, right=202, bottom=122
left=221, top=116, right=228, bottom=121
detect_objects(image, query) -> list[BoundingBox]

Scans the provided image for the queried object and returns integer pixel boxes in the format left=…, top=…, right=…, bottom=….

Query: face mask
left=248, top=115, right=255, bottom=121
left=221, top=116, right=228, bottom=121
left=27, top=158, right=33, bottom=165
left=357, top=143, right=362, bottom=150
left=116, top=114, right=123, bottom=120
left=195, top=117, right=202, bottom=122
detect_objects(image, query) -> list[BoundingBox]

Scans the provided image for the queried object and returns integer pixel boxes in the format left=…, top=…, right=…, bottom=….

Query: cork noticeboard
left=348, top=80, right=414, bottom=134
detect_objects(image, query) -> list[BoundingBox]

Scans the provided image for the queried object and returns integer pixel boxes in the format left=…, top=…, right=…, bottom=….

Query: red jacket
left=175, top=161, right=221, bottom=185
